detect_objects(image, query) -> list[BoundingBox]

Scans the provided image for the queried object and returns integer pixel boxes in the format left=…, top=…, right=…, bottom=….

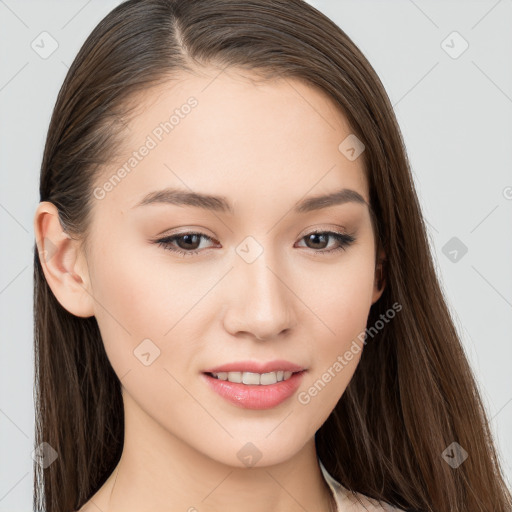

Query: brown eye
left=156, top=232, right=216, bottom=257
left=297, top=231, right=356, bottom=254
left=155, top=230, right=356, bottom=258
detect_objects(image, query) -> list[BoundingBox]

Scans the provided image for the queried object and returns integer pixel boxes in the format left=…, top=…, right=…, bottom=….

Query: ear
left=371, top=246, right=387, bottom=305
left=34, top=201, right=95, bottom=318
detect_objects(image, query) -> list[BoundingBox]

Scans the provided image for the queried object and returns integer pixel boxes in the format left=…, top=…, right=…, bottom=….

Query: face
left=48, top=67, right=384, bottom=468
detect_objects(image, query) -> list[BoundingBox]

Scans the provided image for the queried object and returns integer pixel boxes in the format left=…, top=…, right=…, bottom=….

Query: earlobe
left=34, top=201, right=95, bottom=318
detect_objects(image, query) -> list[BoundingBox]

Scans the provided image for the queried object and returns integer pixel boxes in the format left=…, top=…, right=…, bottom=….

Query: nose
left=223, top=248, right=297, bottom=341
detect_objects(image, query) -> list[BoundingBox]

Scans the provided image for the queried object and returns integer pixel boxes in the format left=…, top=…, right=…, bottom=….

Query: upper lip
left=203, top=360, right=305, bottom=374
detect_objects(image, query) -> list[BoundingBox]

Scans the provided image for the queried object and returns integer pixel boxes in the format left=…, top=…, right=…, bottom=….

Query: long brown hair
left=33, top=1, right=512, bottom=510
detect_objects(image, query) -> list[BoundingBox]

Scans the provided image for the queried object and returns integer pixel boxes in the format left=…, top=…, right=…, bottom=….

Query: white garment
left=319, top=459, right=406, bottom=511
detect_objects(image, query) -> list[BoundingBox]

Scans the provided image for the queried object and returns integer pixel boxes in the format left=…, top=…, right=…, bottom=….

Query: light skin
left=34, top=66, right=386, bottom=512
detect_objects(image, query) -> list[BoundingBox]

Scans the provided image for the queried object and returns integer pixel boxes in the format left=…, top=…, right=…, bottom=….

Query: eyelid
left=155, top=225, right=217, bottom=239
left=296, top=224, right=348, bottom=238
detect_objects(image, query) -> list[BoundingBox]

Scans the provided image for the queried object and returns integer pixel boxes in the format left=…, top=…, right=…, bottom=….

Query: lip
left=201, top=361, right=306, bottom=410
left=203, top=359, right=305, bottom=374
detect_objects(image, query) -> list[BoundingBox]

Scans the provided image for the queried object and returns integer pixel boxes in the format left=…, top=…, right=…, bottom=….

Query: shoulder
left=332, top=484, right=407, bottom=511
left=319, top=459, right=407, bottom=512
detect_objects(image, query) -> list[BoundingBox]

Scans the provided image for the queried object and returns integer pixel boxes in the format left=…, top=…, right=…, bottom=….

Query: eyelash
left=154, top=230, right=356, bottom=258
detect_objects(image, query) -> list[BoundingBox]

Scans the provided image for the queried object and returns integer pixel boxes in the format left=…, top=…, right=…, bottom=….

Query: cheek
left=91, top=234, right=187, bottom=330
left=295, top=256, right=374, bottom=411
left=301, top=253, right=376, bottom=346
left=86, top=240, right=169, bottom=371
left=88, top=237, right=216, bottom=381
left=297, top=300, right=367, bottom=431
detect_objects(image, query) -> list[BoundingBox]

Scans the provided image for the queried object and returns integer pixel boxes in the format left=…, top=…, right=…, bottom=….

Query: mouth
left=205, top=370, right=298, bottom=385
left=201, top=365, right=306, bottom=410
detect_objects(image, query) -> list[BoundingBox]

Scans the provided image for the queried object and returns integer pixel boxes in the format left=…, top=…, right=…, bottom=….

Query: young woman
left=32, top=1, right=512, bottom=511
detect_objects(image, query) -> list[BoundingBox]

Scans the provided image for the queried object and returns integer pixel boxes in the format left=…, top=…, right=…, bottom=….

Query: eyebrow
left=132, top=187, right=368, bottom=214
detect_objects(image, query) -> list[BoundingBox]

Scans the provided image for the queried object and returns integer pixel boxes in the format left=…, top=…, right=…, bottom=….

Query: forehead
left=95, top=66, right=369, bottom=212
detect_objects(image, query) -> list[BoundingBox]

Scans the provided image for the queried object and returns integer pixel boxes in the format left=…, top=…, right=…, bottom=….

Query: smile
left=202, top=370, right=306, bottom=409
left=207, top=370, right=295, bottom=385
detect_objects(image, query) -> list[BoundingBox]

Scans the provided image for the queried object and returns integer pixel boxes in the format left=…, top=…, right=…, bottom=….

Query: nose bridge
left=226, top=239, right=295, bottom=339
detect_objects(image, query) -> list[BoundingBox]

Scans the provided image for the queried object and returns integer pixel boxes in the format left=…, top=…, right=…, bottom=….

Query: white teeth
left=242, top=372, right=260, bottom=385
left=260, top=372, right=277, bottom=385
left=210, top=370, right=296, bottom=385
left=227, top=371, right=242, bottom=383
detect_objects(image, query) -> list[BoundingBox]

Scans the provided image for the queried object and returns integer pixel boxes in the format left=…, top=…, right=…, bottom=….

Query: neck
left=87, top=389, right=335, bottom=512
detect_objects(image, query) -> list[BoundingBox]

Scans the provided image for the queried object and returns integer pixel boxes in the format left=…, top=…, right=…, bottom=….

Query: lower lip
left=202, top=371, right=306, bottom=410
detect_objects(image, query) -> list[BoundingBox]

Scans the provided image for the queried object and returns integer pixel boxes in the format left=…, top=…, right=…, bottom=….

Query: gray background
left=1, top=0, right=511, bottom=509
